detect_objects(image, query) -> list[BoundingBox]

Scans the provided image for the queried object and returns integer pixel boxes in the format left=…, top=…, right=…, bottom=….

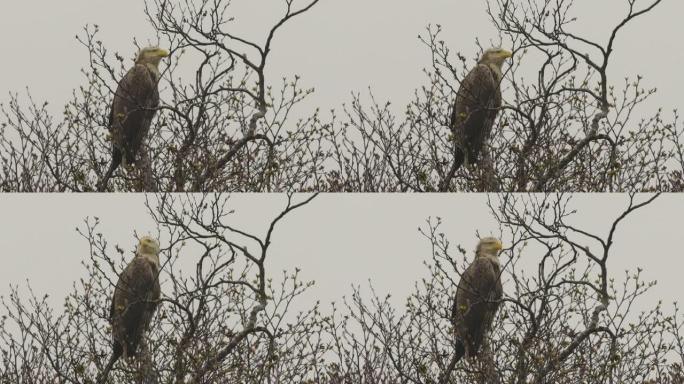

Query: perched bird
left=98, top=47, right=169, bottom=191
left=450, top=48, right=512, bottom=170
left=98, top=236, right=161, bottom=383
left=452, top=237, right=504, bottom=360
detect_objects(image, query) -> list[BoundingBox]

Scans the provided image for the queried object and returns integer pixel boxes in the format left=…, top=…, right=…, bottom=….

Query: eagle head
left=136, top=236, right=161, bottom=267
left=478, top=48, right=512, bottom=82
left=135, top=46, right=170, bottom=67
left=480, top=48, right=513, bottom=66
left=476, top=237, right=503, bottom=260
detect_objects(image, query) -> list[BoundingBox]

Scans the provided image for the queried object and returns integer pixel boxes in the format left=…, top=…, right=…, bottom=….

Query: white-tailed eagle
left=98, top=47, right=168, bottom=191
left=98, top=236, right=161, bottom=383
left=452, top=236, right=504, bottom=359
left=451, top=48, right=512, bottom=169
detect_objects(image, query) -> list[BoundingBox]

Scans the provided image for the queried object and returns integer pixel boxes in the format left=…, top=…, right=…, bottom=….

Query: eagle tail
left=113, top=339, right=125, bottom=359
left=438, top=340, right=466, bottom=384
left=96, top=346, right=122, bottom=384
left=454, top=339, right=466, bottom=360
left=454, top=148, right=466, bottom=170
left=98, top=149, right=122, bottom=192
left=439, top=148, right=465, bottom=192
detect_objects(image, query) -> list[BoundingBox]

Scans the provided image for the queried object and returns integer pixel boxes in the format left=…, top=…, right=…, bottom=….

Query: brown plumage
left=98, top=47, right=168, bottom=191
left=98, top=237, right=161, bottom=383
left=450, top=48, right=512, bottom=168
left=451, top=237, right=503, bottom=360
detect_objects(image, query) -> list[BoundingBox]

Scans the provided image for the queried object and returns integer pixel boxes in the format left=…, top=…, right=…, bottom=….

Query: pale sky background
left=0, top=0, right=682, bottom=118
left=0, top=194, right=681, bottom=319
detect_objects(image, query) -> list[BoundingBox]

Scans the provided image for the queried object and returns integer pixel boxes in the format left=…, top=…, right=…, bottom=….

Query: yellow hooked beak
left=157, top=49, right=170, bottom=58
left=499, top=50, right=513, bottom=59
left=494, top=239, right=504, bottom=251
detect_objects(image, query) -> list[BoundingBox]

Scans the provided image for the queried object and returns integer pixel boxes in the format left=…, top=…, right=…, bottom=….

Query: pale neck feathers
left=137, top=252, right=160, bottom=270
left=143, top=63, right=161, bottom=80
left=476, top=251, right=501, bottom=267
left=486, top=63, right=504, bottom=83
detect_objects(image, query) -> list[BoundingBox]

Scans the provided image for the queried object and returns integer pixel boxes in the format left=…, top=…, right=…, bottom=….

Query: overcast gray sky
left=1, top=0, right=682, bottom=117
left=0, top=194, right=681, bottom=318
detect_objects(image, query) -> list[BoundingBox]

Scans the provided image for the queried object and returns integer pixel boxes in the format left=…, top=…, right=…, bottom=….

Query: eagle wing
left=142, top=275, right=161, bottom=331
left=451, top=64, right=502, bottom=164
left=452, top=257, right=503, bottom=356
left=110, top=257, right=160, bottom=358
left=109, top=64, right=160, bottom=164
